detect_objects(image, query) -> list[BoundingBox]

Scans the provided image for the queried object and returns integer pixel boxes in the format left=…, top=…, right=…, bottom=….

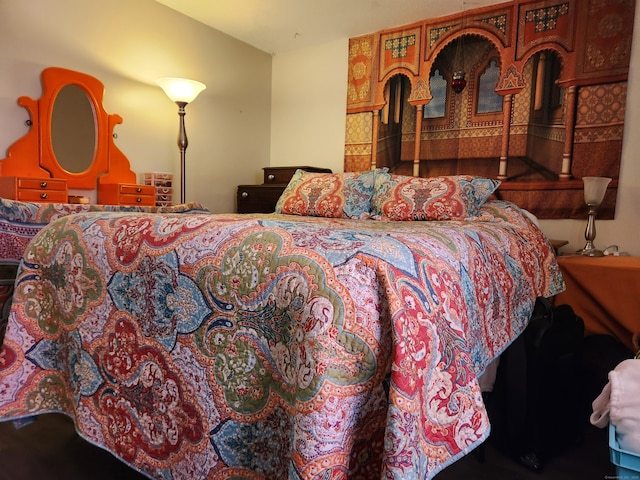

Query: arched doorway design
left=344, top=0, right=635, bottom=219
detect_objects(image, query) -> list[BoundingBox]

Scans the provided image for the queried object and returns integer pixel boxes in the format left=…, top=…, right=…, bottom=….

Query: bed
left=0, top=171, right=564, bottom=480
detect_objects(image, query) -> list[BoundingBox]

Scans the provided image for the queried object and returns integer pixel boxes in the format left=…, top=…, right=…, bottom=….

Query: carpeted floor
left=0, top=414, right=147, bottom=480
left=0, top=411, right=616, bottom=480
left=435, top=421, right=614, bottom=479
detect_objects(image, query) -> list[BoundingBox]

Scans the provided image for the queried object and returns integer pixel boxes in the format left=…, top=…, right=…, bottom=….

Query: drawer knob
left=267, top=174, right=275, bottom=181
left=136, top=197, right=142, bottom=203
left=136, top=188, right=142, bottom=193
left=40, top=181, right=48, bottom=188
left=40, top=193, right=48, bottom=199
left=241, top=191, right=249, bottom=198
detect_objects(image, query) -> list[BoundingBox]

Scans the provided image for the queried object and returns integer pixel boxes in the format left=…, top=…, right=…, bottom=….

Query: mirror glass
left=51, top=84, right=96, bottom=173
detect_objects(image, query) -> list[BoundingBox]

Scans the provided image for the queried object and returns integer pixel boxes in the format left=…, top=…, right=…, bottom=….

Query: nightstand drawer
left=263, top=166, right=332, bottom=184
left=237, top=185, right=286, bottom=213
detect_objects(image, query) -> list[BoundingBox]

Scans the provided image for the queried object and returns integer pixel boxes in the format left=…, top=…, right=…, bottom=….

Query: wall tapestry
left=344, top=0, right=636, bottom=219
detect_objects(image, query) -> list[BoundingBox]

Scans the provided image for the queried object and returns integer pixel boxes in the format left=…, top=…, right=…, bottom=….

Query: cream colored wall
left=0, top=0, right=272, bottom=213
left=271, top=40, right=348, bottom=175
left=270, top=10, right=640, bottom=256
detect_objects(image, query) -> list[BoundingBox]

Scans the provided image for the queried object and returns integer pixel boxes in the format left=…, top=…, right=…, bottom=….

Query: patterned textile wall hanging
left=344, top=0, right=636, bottom=219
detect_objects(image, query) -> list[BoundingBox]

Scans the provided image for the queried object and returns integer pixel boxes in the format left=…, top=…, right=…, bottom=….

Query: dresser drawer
left=99, top=183, right=155, bottom=206
left=263, top=166, right=332, bottom=184
left=119, top=194, right=156, bottom=206
left=0, top=176, right=68, bottom=203
left=119, top=184, right=155, bottom=196
left=237, top=185, right=287, bottom=213
left=17, top=178, right=67, bottom=191
left=17, top=189, right=68, bottom=203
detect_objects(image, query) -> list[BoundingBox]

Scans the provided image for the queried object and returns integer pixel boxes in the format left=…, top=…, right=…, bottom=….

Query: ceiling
left=154, top=0, right=504, bottom=55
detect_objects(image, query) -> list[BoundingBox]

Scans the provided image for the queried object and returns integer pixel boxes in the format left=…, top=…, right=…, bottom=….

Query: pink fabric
left=591, top=359, right=640, bottom=453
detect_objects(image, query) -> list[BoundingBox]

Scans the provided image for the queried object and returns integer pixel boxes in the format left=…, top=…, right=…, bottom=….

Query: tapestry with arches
left=344, top=0, right=635, bottom=219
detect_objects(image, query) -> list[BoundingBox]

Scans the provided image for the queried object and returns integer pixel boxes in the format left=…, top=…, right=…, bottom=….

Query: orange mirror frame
left=0, top=67, right=136, bottom=189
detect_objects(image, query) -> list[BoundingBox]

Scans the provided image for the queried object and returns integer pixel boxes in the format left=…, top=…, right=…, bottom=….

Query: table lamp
left=577, top=176, right=611, bottom=257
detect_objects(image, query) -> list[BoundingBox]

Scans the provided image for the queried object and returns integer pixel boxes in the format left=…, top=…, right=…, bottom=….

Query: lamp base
left=576, top=247, right=605, bottom=257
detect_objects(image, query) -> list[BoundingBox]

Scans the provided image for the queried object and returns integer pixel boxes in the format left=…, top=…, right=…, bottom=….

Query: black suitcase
left=487, top=297, right=585, bottom=472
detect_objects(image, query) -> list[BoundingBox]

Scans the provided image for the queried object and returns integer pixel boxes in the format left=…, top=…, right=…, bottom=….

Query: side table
left=554, top=255, right=640, bottom=351
left=236, top=166, right=332, bottom=214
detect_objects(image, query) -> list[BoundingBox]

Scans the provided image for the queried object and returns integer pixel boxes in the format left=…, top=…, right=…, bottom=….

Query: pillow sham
left=275, top=169, right=378, bottom=219
left=370, top=173, right=501, bottom=221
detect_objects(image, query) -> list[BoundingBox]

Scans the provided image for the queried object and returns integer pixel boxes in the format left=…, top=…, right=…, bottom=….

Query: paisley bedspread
left=0, top=197, right=209, bottom=264
left=0, top=200, right=564, bottom=480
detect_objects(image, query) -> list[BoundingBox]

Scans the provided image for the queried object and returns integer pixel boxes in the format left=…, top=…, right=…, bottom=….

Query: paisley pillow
left=370, top=173, right=501, bottom=221
left=275, top=169, right=377, bottom=219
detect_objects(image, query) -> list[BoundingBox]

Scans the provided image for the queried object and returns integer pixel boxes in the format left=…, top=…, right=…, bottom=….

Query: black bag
left=487, top=297, right=585, bottom=472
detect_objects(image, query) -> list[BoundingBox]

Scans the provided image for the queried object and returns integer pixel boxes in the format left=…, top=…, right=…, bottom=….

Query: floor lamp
left=157, top=77, right=206, bottom=204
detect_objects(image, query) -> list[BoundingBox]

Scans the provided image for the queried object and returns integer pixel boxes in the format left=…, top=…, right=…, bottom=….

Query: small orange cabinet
left=0, top=176, right=68, bottom=203
left=98, top=183, right=155, bottom=206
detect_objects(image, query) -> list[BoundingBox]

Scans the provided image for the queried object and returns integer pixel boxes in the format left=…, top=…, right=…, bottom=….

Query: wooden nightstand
left=550, top=239, right=569, bottom=255
left=237, top=184, right=289, bottom=213
left=236, top=166, right=332, bottom=214
left=554, top=255, right=640, bottom=351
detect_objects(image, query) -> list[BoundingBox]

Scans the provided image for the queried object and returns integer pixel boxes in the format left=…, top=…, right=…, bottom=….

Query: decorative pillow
left=370, top=173, right=501, bottom=221
left=275, top=169, right=378, bottom=219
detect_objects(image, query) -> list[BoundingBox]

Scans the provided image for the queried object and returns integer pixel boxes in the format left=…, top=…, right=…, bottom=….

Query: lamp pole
left=176, top=101, right=188, bottom=204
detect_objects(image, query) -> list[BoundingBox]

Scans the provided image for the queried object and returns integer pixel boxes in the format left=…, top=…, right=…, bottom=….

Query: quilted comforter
left=0, top=200, right=564, bottom=479
left=0, top=198, right=209, bottom=264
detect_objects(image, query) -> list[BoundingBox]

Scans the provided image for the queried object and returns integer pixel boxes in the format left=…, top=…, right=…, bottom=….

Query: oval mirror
left=0, top=67, right=137, bottom=190
left=51, top=84, right=96, bottom=173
